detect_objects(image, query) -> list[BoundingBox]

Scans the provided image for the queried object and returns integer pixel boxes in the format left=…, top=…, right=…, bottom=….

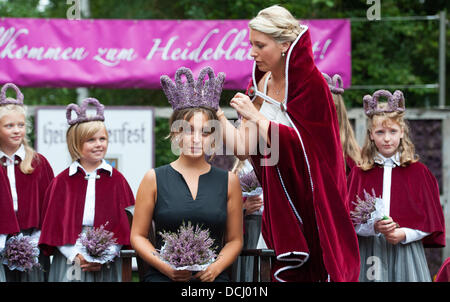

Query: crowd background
left=1, top=0, right=449, bottom=280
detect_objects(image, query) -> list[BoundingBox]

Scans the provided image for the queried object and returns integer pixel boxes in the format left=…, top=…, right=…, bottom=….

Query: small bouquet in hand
left=157, top=221, right=217, bottom=271
left=1, top=233, right=41, bottom=272
left=78, top=222, right=118, bottom=264
left=239, top=170, right=262, bottom=198
left=350, top=188, right=386, bottom=225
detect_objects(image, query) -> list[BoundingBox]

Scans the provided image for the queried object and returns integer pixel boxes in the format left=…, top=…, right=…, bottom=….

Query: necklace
left=269, top=75, right=284, bottom=96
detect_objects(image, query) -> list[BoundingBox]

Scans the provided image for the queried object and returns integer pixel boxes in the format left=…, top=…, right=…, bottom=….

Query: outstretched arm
left=217, top=93, right=270, bottom=160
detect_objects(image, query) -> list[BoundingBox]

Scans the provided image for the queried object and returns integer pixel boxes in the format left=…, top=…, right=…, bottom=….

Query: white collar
left=0, top=144, right=26, bottom=161
left=374, top=152, right=400, bottom=167
left=69, top=159, right=113, bottom=177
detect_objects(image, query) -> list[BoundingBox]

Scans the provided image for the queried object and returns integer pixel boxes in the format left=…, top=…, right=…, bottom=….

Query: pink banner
left=0, top=18, right=351, bottom=90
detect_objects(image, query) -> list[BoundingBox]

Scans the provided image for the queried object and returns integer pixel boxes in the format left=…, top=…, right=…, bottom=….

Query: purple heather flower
left=79, top=222, right=118, bottom=262
left=239, top=170, right=260, bottom=193
left=2, top=234, right=41, bottom=272
left=350, top=188, right=378, bottom=225
left=158, top=221, right=216, bottom=269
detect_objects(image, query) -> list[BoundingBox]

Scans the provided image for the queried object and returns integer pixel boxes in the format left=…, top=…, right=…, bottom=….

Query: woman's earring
left=281, top=52, right=286, bottom=57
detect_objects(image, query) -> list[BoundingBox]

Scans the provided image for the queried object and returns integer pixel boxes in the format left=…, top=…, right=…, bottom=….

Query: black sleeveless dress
left=143, top=164, right=230, bottom=282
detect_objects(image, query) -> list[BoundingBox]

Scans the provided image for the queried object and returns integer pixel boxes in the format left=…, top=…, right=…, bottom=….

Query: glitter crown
left=0, top=83, right=24, bottom=106
left=363, top=89, right=405, bottom=117
left=66, top=98, right=105, bottom=126
left=160, top=66, right=225, bottom=111
left=322, top=73, right=344, bottom=95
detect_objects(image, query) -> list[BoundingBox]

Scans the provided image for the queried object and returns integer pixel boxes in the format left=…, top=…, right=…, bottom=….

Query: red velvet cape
left=347, top=162, right=446, bottom=247
left=0, top=154, right=54, bottom=234
left=0, top=165, right=19, bottom=235
left=345, top=155, right=357, bottom=177
left=435, top=257, right=450, bottom=282
left=249, top=28, right=360, bottom=282
left=39, top=166, right=135, bottom=256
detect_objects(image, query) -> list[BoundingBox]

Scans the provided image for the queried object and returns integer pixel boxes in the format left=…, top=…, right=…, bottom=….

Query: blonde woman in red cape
left=217, top=5, right=360, bottom=282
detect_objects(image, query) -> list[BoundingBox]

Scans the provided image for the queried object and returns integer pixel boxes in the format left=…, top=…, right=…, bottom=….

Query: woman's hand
left=193, top=263, right=221, bottom=282
left=243, top=195, right=263, bottom=215
left=230, top=93, right=264, bottom=123
left=384, top=228, right=406, bottom=245
left=216, top=106, right=225, bottom=120
left=374, top=217, right=397, bottom=235
left=76, top=254, right=102, bottom=272
left=163, top=266, right=193, bottom=282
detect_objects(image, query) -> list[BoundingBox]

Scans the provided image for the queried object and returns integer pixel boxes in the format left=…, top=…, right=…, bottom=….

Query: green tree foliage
left=1, top=0, right=448, bottom=166
left=154, top=117, right=177, bottom=166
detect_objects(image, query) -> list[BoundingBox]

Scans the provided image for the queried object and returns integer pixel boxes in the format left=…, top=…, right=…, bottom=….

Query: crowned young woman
left=131, top=66, right=243, bottom=282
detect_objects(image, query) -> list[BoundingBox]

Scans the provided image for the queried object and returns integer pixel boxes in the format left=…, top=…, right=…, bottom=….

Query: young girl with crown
left=322, top=73, right=361, bottom=176
left=130, top=66, right=243, bottom=282
left=39, top=98, right=135, bottom=282
left=0, top=83, right=54, bottom=282
left=347, top=89, right=445, bottom=282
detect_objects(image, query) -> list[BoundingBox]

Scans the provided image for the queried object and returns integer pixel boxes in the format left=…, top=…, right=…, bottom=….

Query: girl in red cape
left=39, top=98, right=135, bottom=282
left=347, top=90, right=445, bottom=282
left=0, top=83, right=54, bottom=282
left=217, top=5, right=360, bottom=282
left=322, top=73, right=361, bottom=177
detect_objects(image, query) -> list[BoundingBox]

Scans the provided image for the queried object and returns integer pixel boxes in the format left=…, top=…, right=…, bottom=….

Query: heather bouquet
left=156, top=221, right=217, bottom=271
left=239, top=170, right=262, bottom=198
left=350, top=188, right=386, bottom=226
left=1, top=233, right=41, bottom=272
left=77, top=222, right=118, bottom=264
